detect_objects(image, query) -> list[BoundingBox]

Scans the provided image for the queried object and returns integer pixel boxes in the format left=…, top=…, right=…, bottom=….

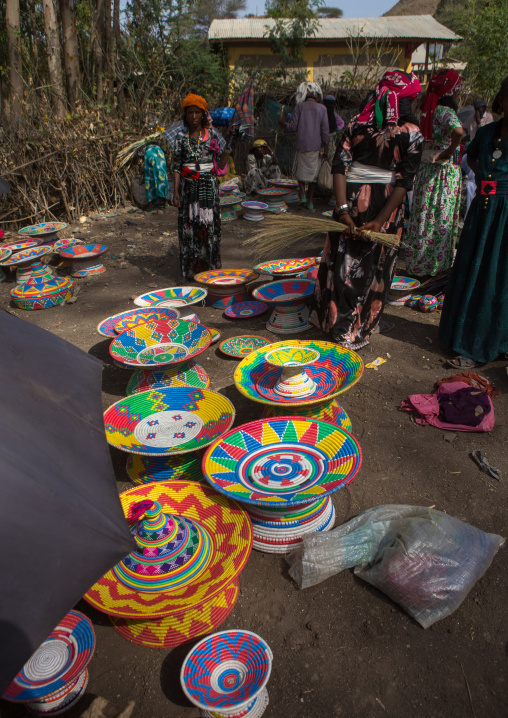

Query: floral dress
left=173, top=127, right=224, bottom=280
left=310, top=118, right=423, bottom=350
left=405, top=106, right=463, bottom=276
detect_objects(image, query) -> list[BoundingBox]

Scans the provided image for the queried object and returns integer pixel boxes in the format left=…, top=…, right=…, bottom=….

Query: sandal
left=445, top=355, right=485, bottom=369
left=298, top=197, right=307, bottom=206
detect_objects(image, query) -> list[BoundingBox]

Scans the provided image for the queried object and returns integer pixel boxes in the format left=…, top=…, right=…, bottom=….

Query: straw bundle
left=244, top=214, right=401, bottom=258
left=116, top=133, right=163, bottom=169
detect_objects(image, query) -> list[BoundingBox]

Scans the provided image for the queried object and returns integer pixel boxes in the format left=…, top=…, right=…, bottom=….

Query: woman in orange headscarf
left=173, top=94, right=230, bottom=280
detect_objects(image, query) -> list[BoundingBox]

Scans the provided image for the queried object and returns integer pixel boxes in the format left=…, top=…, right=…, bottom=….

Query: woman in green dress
left=439, top=77, right=508, bottom=367
left=405, top=69, right=464, bottom=276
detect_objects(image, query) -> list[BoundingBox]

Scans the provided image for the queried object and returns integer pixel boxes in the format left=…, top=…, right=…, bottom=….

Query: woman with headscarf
left=405, top=69, right=464, bottom=276
left=309, top=70, right=423, bottom=350
left=439, top=76, right=508, bottom=368
left=244, top=139, right=282, bottom=194
left=173, top=94, right=230, bottom=280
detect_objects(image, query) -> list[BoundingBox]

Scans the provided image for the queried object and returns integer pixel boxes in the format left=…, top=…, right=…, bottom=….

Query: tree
left=265, top=0, right=324, bottom=63
left=42, top=0, right=66, bottom=115
left=5, top=0, right=23, bottom=115
left=193, top=0, right=247, bottom=34
left=455, top=0, right=508, bottom=101
left=318, top=6, right=342, bottom=17
left=59, top=0, right=81, bottom=109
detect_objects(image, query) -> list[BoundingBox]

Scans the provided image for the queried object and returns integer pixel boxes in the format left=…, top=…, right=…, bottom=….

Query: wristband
left=338, top=203, right=349, bottom=211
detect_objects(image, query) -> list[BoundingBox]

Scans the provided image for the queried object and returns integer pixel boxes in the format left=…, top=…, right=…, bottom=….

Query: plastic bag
left=317, top=159, right=333, bottom=192
left=287, top=505, right=504, bottom=628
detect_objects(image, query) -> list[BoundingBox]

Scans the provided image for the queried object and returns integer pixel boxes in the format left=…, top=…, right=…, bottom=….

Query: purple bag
left=400, top=381, right=495, bottom=432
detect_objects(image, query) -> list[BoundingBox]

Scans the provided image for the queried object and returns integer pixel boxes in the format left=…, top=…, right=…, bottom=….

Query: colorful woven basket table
left=25, top=669, right=89, bottom=715
left=248, top=496, right=336, bottom=553
left=224, top=301, right=267, bottom=320
left=2, top=239, right=42, bottom=253
left=134, top=286, right=208, bottom=308
left=219, top=336, right=272, bottom=359
left=262, top=346, right=328, bottom=400
left=203, top=417, right=362, bottom=507
left=110, top=578, right=239, bottom=649
left=1, top=244, right=53, bottom=283
left=59, top=243, right=108, bottom=277
left=261, top=396, right=352, bottom=431
left=53, top=237, right=84, bottom=252
left=252, top=279, right=315, bottom=334
left=220, top=193, right=245, bottom=222
left=181, top=630, right=272, bottom=718
left=97, top=306, right=181, bottom=337
left=10, top=276, right=75, bottom=310
left=386, top=274, right=421, bottom=306
left=3, top=610, right=95, bottom=704
left=0, top=246, right=12, bottom=263
left=256, top=187, right=290, bottom=213
left=242, top=201, right=268, bottom=222
left=199, top=690, right=269, bottom=718
left=126, top=361, right=210, bottom=395
left=194, top=269, right=259, bottom=309
left=16, top=260, right=54, bottom=285
left=104, top=387, right=235, bottom=456
left=268, top=178, right=299, bottom=204
left=18, top=222, right=67, bottom=244
left=84, top=481, right=252, bottom=647
left=254, top=258, right=316, bottom=278
left=234, top=339, right=363, bottom=409
left=126, top=449, right=206, bottom=484
left=109, top=319, right=212, bottom=368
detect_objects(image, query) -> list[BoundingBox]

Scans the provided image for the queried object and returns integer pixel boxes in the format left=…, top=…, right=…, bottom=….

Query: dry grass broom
left=116, top=132, right=164, bottom=169
left=244, top=213, right=402, bottom=259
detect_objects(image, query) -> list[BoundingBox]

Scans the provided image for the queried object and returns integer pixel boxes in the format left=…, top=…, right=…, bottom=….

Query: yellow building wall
left=225, top=41, right=412, bottom=81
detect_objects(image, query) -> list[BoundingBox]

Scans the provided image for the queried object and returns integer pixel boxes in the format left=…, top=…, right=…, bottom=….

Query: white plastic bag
left=317, top=160, right=333, bottom=192
left=287, top=505, right=504, bottom=628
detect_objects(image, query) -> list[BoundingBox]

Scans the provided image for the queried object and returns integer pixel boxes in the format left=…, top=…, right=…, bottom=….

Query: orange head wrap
left=182, top=94, right=208, bottom=113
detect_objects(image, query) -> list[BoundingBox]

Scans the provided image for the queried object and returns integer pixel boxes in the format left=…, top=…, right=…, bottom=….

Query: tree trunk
left=113, top=0, right=124, bottom=115
left=43, top=0, right=66, bottom=116
left=59, top=0, right=81, bottom=110
left=105, top=0, right=114, bottom=107
left=94, top=0, right=105, bottom=104
left=5, top=0, right=23, bottom=116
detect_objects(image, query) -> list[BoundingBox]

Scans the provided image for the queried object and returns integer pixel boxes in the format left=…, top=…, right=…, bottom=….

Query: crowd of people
left=138, top=71, right=507, bottom=370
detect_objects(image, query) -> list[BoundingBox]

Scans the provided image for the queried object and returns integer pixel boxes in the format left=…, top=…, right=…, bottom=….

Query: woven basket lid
left=10, top=276, right=74, bottom=299
left=112, top=500, right=211, bottom=593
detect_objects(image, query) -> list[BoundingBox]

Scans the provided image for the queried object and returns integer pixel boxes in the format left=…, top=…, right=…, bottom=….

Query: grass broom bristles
left=244, top=213, right=401, bottom=259
left=116, top=133, right=163, bottom=169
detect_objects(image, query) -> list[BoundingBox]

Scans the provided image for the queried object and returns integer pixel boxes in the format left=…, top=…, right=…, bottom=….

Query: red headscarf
left=420, top=69, right=463, bottom=140
left=357, top=70, right=421, bottom=129
left=182, top=94, right=208, bottom=113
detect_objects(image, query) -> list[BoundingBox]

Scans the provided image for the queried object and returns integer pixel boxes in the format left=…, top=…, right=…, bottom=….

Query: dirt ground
left=1, top=202, right=507, bottom=718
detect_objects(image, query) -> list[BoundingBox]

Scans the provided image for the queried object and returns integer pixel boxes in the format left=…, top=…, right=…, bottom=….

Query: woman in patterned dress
left=405, top=70, right=465, bottom=276
left=310, top=71, right=423, bottom=350
left=173, top=94, right=230, bottom=280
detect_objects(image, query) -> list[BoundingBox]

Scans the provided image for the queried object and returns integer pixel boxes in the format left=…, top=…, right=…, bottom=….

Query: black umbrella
left=0, top=311, right=134, bottom=694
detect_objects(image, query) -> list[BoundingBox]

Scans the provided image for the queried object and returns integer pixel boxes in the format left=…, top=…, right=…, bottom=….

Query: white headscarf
left=295, top=82, right=323, bottom=104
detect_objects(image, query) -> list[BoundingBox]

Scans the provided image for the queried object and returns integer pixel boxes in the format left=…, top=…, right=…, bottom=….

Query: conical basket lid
left=113, top=500, right=211, bottom=592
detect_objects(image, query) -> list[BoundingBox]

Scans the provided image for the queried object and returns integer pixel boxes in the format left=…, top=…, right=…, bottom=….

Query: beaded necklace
left=185, top=130, right=203, bottom=171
